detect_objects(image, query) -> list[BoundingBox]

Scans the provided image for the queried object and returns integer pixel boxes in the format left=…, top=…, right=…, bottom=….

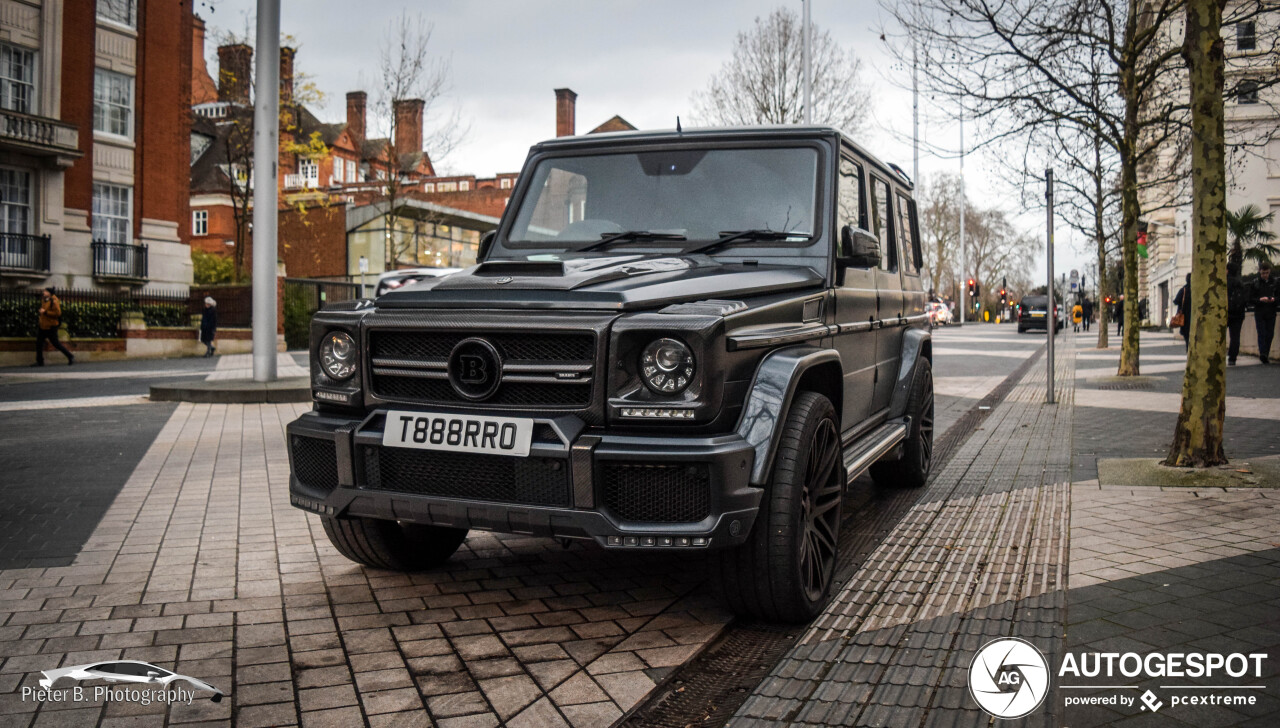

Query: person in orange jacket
left=34, top=287, right=74, bottom=366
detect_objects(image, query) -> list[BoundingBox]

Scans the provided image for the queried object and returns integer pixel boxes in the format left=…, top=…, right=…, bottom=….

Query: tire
left=322, top=516, right=467, bottom=571
left=870, top=358, right=935, bottom=489
left=714, top=391, right=843, bottom=623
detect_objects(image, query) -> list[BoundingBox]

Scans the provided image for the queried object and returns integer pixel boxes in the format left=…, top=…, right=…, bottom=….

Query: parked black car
left=287, top=126, right=934, bottom=622
left=1017, top=294, right=1061, bottom=333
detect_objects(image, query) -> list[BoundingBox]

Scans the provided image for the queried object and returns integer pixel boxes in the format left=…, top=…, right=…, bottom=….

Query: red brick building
left=0, top=0, right=194, bottom=292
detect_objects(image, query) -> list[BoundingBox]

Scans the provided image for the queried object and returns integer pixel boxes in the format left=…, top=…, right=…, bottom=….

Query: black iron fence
left=91, top=240, right=148, bottom=280
left=189, top=285, right=252, bottom=328
left=0, top=287, right=188, bottom=338
left=283, top=277, right=363, bottom=349
left=0, top=233, right=50, bottom=275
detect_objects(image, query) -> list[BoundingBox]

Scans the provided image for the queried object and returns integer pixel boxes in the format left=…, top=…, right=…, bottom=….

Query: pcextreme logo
left=968, top=638, right=1051, bottom=719
left=969, top=641, right=1270, bottom=720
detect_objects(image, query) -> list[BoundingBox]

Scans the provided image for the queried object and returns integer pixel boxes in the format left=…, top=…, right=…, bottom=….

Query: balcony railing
left=0, top=109, right=80, bottom=159
left=0, top=233, right=51, bottom=276
left=91, top=240, right=148, bottom=282
left=283, top=173, right=320, bottom=190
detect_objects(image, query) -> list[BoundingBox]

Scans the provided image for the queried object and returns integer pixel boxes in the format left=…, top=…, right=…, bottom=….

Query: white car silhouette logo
left=39, top=660, right=224, bottom=702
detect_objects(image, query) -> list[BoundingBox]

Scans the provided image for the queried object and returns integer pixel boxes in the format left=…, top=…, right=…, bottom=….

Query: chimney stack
left=393, top=98, right=425, bottom=159
left=190, top=16, right=217, bottom=105
left=217, top=44, right=252, bottom=104
left=279, top=47, right=295, bottom=106
left=554, top=88, right=576, bottom=137
left=346, top=91, right=367, bottom=148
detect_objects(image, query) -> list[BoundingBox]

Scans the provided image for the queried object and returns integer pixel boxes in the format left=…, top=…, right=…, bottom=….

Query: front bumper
left=286, top=409, right=761, bottom=550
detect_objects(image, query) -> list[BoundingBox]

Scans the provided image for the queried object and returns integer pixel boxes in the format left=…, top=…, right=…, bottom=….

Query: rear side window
left=896, top=192, right=922, bottom=272
left=870, top=176, right=897, bottom=271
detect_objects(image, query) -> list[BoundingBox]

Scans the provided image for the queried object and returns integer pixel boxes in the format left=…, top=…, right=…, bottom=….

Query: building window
left=438, top=181, right=457, bottom=192
left=500, top=177, right=513, bottom=190
left=93, top=69, right=133, bottom=137
left=192, top=209, right=208, bottom=236
left=1237, top=21, right=1256, bottom=51
left=1238, top=79, right=1259, bottom=104
left=299, top=158, right=318, bottom=186
left=346, top=160, right=357, bottom=182
left=332, top=158, right=343, bottom=183
left=0, top=44, right=35, bottom=114
left=97, top=0, right=136, bottom=27
left=424, top=183, right=435, bottom=192
left=92, top=183, right=131, bottom=245
left=0, top=167, right=31, bottom=235
left=459, top=181, right=470, bottom=192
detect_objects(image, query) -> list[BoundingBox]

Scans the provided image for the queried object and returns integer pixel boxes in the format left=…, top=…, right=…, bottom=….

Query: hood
left=376, top=254, right=825, bottom=311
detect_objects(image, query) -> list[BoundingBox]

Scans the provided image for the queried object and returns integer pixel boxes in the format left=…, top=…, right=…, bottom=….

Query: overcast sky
left=201, top=0, right=1091, bottom=286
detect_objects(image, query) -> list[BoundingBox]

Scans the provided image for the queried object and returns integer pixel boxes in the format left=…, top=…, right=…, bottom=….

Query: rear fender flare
left=735, top=346, right=842, bottom=485
left=888, top=327, right=932, bottom=418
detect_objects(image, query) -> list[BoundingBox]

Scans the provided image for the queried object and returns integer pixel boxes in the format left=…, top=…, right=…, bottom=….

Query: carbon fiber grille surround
left=291, top=436, right=339, bottom=492
left=601, top=463, right=711, bottom=523
left=360, top=445, right=571, bottom=507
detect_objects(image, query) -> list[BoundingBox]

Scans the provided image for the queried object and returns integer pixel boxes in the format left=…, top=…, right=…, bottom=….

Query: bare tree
left=1166, top=0, right=1231, bottom=467
left=917, top=172, right=963, bottom=296
left=692, top=7, right=870, bottom=134
left=371, top=11, right=465, bottom=269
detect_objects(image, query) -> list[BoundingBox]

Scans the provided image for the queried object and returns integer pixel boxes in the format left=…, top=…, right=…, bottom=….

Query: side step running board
left=843, top=420, right=908, bottom=481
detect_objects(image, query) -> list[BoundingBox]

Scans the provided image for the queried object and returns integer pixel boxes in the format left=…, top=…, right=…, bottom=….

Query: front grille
left=291, top=436, right=339, bottom=493
left=360, top=445, right=571, bottom=508
left=601, top=463, right=711, bottom=523
left=369, top=330, right=595, bottom=410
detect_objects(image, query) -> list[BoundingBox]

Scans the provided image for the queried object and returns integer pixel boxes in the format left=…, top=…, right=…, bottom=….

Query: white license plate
left=383, top=410, right=533, bottom=457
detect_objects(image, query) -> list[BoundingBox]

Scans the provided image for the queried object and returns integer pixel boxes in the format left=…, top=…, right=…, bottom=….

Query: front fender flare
left=888, top=327, right=932, bottom=418
left=735, top=346, right=842, bottom=485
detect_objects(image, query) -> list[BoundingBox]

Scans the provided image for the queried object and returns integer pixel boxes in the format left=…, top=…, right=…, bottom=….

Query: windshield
left=506, top=146, right=821, bottom=246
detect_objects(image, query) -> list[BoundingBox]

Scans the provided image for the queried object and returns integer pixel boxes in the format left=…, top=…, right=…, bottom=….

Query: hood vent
left=472, top=260, right=566, bottom=277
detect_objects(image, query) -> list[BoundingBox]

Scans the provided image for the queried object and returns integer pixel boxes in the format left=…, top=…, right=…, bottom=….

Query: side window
left=897, top=192, right=922, bottom=273
left=837, top=157, right=864, bottom=236
left=870, top=176, right=897, bottom=271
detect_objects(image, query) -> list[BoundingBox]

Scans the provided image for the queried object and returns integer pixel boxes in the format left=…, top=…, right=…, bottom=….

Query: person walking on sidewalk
left=1227, top=262, right=1246, bottom=365
left=33, top=287, right=74, bottom=366
left=1252, top=260, right=1278, bottom=364
left=200, top=296, right=218, bottom=358
left=1082, top=297, right=1093, bottom=331
left=1071, top=302, right=1083, bottom=333
left=1172, top=274, right=1191, bottom=349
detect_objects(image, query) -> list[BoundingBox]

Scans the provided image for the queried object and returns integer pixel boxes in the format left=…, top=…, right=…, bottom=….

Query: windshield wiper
left=682, top=229, right=813, bottom=256
left=576, top=230, right=688, bottom=252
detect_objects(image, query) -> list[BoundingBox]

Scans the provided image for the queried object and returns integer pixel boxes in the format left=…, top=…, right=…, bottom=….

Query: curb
left=149, top=377, right=311, bottom=403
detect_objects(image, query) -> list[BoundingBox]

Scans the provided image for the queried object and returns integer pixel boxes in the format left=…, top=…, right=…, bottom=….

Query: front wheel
left=322, top=516, right=467, bottom=571
left=714, top=391, right=844, bottom=623
left=870, top=358, right=934, bottom=488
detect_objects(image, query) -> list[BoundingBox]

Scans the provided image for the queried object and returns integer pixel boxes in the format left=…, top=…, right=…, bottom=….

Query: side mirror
left=477, top=230, right=496, bottom=263
left=838, top=225, right=881, bottom=268
left=147, top=671, right=161, bottom=681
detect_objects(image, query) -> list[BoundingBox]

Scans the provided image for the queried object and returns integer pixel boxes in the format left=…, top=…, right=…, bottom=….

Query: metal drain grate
left=1095, top=381, right=1156, bottom=390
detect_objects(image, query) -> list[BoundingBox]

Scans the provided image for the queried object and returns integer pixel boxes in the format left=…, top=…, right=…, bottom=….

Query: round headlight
left=319, top=331, right=357, bottom=381
left=640, top=338, right=695, bottom=394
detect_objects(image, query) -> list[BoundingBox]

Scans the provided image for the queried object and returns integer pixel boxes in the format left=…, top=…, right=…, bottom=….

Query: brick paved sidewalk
left=732, top=335, right=1076, bottom=726
left=0, top=403, right=734, bottom=728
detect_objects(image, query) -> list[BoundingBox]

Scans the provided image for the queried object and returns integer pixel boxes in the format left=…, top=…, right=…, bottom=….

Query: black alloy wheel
left=800, top=417, right=842, bottom=602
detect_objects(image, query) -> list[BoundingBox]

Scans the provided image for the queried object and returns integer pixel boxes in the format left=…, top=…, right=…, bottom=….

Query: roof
left=589, top=115, right=637, bottom=134
left=529, top=125, right=909, bottom=189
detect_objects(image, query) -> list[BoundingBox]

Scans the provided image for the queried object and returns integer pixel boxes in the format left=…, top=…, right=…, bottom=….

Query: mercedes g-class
left=287, top=126, right=933, bottom=622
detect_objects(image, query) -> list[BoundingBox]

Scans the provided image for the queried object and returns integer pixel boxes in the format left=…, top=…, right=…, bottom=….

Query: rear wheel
left=322, top=516, right=467, bottom=571
left=870, top=358, right=934, bottom=488
left=714, top=391, right=843, bottom=623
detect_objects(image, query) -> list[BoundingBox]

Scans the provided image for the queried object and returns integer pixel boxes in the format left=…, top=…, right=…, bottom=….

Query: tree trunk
left=1165, top=0, right=1228, bottom=467
left=1117, top=1, right=1142, bottom=376
left=1093, top=134, right=1109, bottom=349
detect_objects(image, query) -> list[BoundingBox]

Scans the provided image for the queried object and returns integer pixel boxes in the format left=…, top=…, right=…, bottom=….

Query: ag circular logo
left=448, top=338, right=502, bottom=401
left=969, top=638, right=1049, bottom=719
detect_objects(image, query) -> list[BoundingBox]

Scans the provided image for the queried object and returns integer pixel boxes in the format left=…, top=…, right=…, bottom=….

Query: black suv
left=287, top=127, right=933, bottom=622
left=1017, top=294, right=1060, bottom=333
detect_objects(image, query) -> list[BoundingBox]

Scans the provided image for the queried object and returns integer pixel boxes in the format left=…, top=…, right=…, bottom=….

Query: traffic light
left=999, top=288, right=1007, bottom=305
left=967, top=279, right=976, bottom=297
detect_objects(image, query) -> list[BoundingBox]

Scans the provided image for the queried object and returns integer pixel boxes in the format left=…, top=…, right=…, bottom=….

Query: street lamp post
left=959, top=111, right=966, bottom=325
left=802, top=0, right=811, bottom=125
left=251, top=0, right=281, bottom=382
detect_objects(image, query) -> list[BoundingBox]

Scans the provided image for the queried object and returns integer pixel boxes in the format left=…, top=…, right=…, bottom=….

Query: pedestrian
left=1172, top=273, right=1191, bottom=349
left=1252, top=260, right=1278, bottom=364
left=1116, top=295, right=1125, bottom=338
left=1072, top=301, right=1083, bottom=333
left=200, top=296, right=218, bottom=358
left=1082, top=297, right=1093, bottom=331
left=1227, top=262, right=1246, bottom=365
left=32, top=287, right=74, bottom=366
